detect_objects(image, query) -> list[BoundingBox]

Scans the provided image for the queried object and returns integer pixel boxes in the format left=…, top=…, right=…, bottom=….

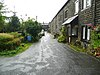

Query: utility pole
left=36, top=16, right=37, bottom=21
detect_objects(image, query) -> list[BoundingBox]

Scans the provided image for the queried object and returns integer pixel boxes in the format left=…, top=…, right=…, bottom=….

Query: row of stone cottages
left=49, top=0, right=100, bottom=49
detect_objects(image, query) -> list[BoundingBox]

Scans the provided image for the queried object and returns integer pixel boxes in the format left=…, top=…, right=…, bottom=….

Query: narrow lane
left=0, top=32, right=100, bottom=75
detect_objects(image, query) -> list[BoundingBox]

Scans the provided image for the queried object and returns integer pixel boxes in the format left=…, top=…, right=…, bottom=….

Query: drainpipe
left=93, top=0, right=96, bottom=26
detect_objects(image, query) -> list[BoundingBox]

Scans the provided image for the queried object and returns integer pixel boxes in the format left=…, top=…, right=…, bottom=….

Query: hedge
left=0, top=33, right=14, bottom=42
left=0, top=33, right=23, bottom=51
left=9, top=32, right=22, bottom=38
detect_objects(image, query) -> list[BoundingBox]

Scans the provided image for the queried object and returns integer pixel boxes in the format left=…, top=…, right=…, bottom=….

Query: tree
left=8, top=14, right=20, bottom=32
left=0, top=1, right=5, bottom=32
left=25, top=18, right=42, bottom=38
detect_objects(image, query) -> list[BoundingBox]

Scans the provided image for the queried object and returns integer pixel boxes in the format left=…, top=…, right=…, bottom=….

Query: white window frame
left=83, top=0, right=86, bottom=9
left=87, top=28, right=90, bottom=40
left=75, top=0, right=79, bottom=14
left=82, top=0, right=91, bottom=10
left=86, top=0, right=91, bottom=7
left=83, top=27, right=85, bottom=39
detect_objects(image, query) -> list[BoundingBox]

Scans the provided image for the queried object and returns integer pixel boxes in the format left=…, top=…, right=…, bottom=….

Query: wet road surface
left=0, top=32, right=100, bottom=75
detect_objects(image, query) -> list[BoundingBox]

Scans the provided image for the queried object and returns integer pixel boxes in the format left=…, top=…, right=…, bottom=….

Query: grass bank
left=69, top=44, right=86, bottom=53
left=0, top=43, right=32, bottom=57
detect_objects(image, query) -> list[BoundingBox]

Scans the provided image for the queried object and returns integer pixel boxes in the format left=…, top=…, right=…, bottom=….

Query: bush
left=57, top=26, right=66, bottom=43
left=0, top=38, right=21, bottom=51
left=9, top=32, right=24, bottom=42
left=9, top=32, right=21, bottom=38
left=91, top=30, right=100, bottom=49
left=0, top=33, right=22, bottom=51
left=25, top=19, right=42, bottom=37
left=58, top=35, right=66, bottom=43
left=0, top=33, right=14, bottom=42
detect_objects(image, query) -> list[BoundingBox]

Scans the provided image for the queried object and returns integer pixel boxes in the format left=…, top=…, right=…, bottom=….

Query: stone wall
left=78, top=0, right=95, bottom=40
left=49, top=0, right=76, bottom=35
left=95, top=0, right=100, bottom=25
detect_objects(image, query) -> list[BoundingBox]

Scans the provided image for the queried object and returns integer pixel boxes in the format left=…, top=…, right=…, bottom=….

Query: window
left=87, top=28, right=90, bottom=40
left=81, top=0, right=84, bottom=9
left=82, top=26, right=90, bottom=40
left=83, top=26, right=85, bottom=39
left=83, top=0, right=86, bottom=9
left=72, top=27, right=78, bottom=36
left=86, top=0, right=91, bottom=7
left=75, top=0, right=79, bottom=14
left=81, top=0, right=91, bottom=10
left=64, top=10, right=68, bottom=19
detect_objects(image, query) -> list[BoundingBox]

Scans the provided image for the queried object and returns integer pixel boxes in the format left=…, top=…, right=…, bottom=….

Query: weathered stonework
left=49, top=0, right=77, bottom=35
left=95, top=0, right=100, bottom=25
left=49, top=0, right=100, bottom=46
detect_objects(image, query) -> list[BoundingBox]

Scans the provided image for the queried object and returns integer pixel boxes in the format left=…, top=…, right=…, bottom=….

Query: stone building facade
left=49, top=0, right=78, bottom=43
left=78, top=0, right=94, bottom=48
left=49, top=0, right=100, bottom=47
left=95, top=0, right=100, bottom=25
left=49, top=0, right=77, bottom=33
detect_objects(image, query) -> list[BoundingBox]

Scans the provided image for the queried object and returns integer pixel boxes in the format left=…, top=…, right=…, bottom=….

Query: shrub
left=9, top=32, right=21, bottom=38
left=9, top=32, right=24, bottom=42
left=57, top=26, right=66, bottom=43
left=0, top=33, right=22, bottom=51
left=0, top=33, right=14, bottom=42
left=91, top=30, right=100, bottom=49
left=7, top=38, right=21, bottom=49
left=25, top=19, right=42, bottom=38
left=58, top=34, right=66, bottom=43
left=0, top=38, right=21, bottom=51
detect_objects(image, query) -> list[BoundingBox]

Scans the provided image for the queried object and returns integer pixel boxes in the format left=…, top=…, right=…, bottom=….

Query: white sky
left=4, top=0, right=67, bottom=23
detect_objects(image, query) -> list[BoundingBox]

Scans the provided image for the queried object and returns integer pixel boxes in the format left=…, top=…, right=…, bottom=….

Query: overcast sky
left=4, top=0, right=67, bottom=23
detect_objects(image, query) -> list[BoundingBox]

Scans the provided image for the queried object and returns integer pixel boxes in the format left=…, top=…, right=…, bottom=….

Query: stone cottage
left=49, top=0, right=78, bottom=43
left=49, top=0, right=100, bottom=48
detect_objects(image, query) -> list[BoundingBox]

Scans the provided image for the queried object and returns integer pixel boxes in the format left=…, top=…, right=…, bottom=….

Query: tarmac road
left=0, top=32, right=100, bottom=75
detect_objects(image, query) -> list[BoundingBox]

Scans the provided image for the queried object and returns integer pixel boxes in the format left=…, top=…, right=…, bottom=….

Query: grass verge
left=69, top=44, right=100, bottom=61
left=70, top=44, right=86, bottom=53
left=0, top=43, right=32, bottom=57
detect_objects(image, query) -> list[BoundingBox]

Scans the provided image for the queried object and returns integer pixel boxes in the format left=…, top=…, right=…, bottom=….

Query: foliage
left=9, top=32, right=22, bottom=38
left=61, top=26, right=66, bottom=35
left=4, top=38, right=21, bottom=49
left=0, top=33, right=23, bottom=50
left=8, top=15, right=20, bottom=32
left=58, top=26, right=66, bottom=43
left=91, top=27, right=100, bottom=49
left=0, top=33, right=14, bottom=42
left=0, top=43, right=32, bottom=57
left=58, top=34, right=66, bottom=43
left=25, top=18, right=42, bottom=39
left=0, top=2, right=6, bottom=32
left=70, top=44, right=86, bottom=53
left=19, top=19, right=26, bottom=33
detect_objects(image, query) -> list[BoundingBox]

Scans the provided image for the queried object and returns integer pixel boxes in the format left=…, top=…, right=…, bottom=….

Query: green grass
left=0, top=43, right=32, bottom=57
left=70, top=44, right=86, bottom=53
